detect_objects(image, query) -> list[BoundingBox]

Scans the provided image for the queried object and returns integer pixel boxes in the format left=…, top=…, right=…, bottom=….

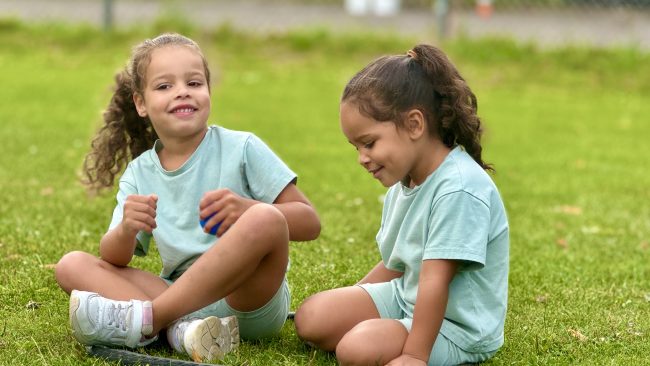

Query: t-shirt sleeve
left=107, top=165, right=152, bottom=257
left=423, top=191, right=490, bottom=271
left=242, top=134, right=297, bottom=203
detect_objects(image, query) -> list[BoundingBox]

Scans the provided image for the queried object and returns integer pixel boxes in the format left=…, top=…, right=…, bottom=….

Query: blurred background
left=2, top=0, right=649, bottom=49
left=1, top=1, right=649, bottom=365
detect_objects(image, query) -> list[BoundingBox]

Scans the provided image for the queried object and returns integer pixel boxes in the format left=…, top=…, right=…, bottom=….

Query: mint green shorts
left=359, top=282, right=497, bottom=365
left=165, top=277, right=290, bottom=340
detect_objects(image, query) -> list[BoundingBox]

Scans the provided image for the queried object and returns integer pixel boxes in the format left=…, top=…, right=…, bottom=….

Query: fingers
left=123, top=194, right=158, bottom=233
left=199, top=189, right=241, bottom=236
left=199, top=189, right=231, bottom=219
left=199, top=189, right=225, bottom=211
left=203, top=210, right=235, bottom=237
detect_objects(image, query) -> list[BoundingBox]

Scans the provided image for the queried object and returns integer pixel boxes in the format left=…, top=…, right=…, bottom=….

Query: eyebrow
left=348, top=133, right=372, bottom=145
left=149, top=71, right=206, bottom=84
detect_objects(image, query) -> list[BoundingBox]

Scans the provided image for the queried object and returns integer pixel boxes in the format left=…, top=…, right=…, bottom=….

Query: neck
left=157, top=128, right=208, bottom=171
left=408, top=138, right=451, bottom=187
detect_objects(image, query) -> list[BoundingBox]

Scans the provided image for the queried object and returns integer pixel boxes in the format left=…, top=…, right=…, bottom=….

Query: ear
left=404, top=109, right=426, bottom=140
left=133, top=93, right=147, bottom=118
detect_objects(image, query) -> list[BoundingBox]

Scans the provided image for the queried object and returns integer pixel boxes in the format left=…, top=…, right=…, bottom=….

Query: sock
left=141, top=301, right=154, bottom=336
left=140, top=301, right=157, bottom=341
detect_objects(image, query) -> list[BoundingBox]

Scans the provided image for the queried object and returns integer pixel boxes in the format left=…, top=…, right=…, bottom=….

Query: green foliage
left=0, top=18, right=649, bottom=365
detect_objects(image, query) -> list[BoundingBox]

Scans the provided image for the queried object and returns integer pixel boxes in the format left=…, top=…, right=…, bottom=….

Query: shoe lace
left=107, top=303, right=129, bottom=331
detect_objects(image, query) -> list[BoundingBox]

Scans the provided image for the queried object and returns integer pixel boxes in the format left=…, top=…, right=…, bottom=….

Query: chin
left=378, top=178, right=398, bottom=187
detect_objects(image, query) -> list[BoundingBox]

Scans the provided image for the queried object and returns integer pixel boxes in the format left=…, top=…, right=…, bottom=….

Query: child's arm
left=393, top=259, right=457, bottom=364
left=99, top=194, right=158, bottom=266
left=357, top=261, right=403, bottom=285
left=199, top=184, right=320, bottom=241
left=272, top=183, right=321, bottom=241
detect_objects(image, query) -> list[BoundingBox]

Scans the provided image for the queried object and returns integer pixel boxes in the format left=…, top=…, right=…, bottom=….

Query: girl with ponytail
left=295, top=45, right=509, bottom=365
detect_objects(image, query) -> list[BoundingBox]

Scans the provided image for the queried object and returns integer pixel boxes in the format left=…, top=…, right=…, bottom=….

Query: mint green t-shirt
left=377, top=146, right=509, bottom=353
left=109, top=125, right=297, bottom=281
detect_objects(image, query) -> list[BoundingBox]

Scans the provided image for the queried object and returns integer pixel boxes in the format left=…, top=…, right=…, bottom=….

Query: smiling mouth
left=369, top=167, right=382, bottom=177
left=170, top=106, right=197, bottom=114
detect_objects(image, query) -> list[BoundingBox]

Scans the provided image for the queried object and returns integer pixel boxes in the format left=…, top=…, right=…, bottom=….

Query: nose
left=358, top=150, right=370, bottom=167
left=175, top=84, right=190, bottom=99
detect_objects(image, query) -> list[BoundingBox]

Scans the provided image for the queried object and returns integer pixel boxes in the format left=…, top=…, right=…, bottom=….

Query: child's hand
left=199, top=189, right=256, bottom=236
left=386, top=354, right=428, bottom=366
left=121, top=194, right=158, bottom=236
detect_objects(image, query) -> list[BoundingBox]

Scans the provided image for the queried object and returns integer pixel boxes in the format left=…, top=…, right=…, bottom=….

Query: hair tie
left=406, top=49, right=417, bottom=60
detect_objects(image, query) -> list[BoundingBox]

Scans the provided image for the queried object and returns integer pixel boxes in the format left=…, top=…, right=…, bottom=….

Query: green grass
left=1, top=19, right=649, bottom=365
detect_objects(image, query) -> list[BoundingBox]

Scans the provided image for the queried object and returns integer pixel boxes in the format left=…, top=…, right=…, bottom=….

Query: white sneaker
left=182, top=316, right=239, bottom=363
left=69, top=290, right=156, bottom=348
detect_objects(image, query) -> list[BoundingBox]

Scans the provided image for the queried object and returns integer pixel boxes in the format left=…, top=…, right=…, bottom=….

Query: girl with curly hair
left=294, top=45, right=509, bottom=365
left=55, top=33, right=320, bottom=363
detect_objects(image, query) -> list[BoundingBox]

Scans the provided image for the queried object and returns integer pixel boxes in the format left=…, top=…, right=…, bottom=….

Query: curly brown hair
left=82, top=33, right=211, bottom=191
left=341, top=44, right=493, bottom=172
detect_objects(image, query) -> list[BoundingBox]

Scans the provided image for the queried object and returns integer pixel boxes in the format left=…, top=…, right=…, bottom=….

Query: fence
left=2, top=0, right=649, bottom=49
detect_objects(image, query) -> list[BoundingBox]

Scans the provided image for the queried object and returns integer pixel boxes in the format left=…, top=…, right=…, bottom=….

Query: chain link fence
left=431, top=0, right=650, bottom=47
left=1, top=0, right=649, bottom=49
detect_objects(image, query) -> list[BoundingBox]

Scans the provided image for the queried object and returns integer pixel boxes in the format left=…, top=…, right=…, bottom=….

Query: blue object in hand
left=200, top=213, right=222, bottom=235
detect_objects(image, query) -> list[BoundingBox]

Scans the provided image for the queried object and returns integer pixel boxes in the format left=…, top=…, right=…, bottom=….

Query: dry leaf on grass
left=556, top=205, right=582, bottom=215
left=568, top=328, right=588, bottom=342
left=535, top=294, right=549, bottom=303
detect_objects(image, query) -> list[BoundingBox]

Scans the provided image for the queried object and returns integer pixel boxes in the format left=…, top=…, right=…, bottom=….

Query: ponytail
left=81, top=70, right=157, bottom=191
left=411, top=44, right=492, bottom=172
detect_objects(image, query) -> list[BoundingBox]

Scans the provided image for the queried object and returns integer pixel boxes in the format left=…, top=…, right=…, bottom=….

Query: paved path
left=1, top=0, right=649, bottom=49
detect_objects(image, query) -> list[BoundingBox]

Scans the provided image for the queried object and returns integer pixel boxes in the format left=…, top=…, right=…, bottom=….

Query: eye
left=363, top=141, right=375, bottom=149
left=188, top=80, right=203, bottom=87
left=155, top=83, right=171, bottom=90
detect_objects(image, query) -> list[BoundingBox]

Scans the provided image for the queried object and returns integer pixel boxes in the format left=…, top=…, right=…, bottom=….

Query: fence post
left=103, top=0, right=113, bottom=31
left=433, top=0, right=450, bottom=39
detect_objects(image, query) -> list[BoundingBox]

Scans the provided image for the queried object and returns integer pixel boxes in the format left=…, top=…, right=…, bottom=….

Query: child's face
left=134, top=45, right=210, bottom=142
left=340, top=101, right=419, bottom=187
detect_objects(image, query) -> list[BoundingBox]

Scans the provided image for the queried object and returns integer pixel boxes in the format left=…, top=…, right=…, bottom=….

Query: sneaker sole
left=219, top=316, right=239, bottom=352
left=185, top=316, right=239, bottom=363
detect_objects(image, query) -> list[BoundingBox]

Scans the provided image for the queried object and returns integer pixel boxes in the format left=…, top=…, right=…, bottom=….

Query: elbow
left=99, top=250, right=130, bottom=267
left=99, top=238, right=132, bottom=267
left=294, top=208, right=321, bottom=242
left=309, top=215, right=322, bottom=241
left=305, top=207, right=321, bottom=241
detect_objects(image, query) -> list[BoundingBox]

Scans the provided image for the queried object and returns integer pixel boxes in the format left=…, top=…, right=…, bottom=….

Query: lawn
left=0, top=18, right=649, bottom=365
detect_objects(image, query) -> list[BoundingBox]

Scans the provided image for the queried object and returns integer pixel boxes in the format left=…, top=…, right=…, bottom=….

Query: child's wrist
left=398, top=352, right=428, bottom=365
left=401, top=338, right=431, bottom=364
left=117, top=222, right=138, bottom=242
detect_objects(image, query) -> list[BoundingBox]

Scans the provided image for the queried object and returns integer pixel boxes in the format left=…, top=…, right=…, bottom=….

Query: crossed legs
left=55, top=203, right=289, bottom=335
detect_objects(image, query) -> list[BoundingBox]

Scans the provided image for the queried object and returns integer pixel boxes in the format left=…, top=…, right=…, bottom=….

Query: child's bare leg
left=335, top=318, right=408, bottom=366
left=150, top=203, right=289, bottom=334
left=55, top=251, right=168, bottom=300
left=294, top=286, right=380, bottom=351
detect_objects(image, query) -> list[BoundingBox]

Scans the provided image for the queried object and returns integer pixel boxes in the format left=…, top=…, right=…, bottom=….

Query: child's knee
left=242, top=204, right=288, bottom=241
left=336, top=333, right=379, bottom=366
left=56, top=251, right=86, bottom=274
left=294, top=295, right=325, bottom=343
left=55, top=251, right=94, bottom=287
left=336, top=320, right=402, bottom=365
